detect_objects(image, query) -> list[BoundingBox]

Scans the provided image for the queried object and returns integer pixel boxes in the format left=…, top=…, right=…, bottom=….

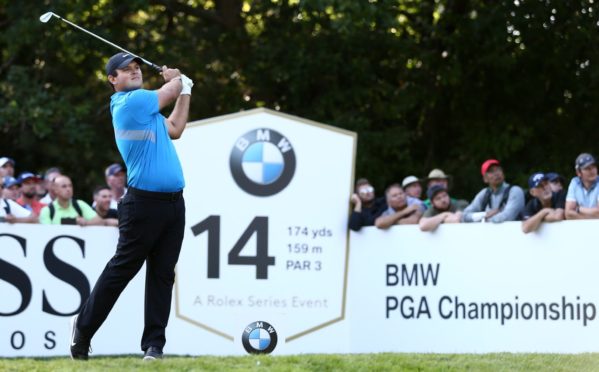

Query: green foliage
left=1, top=0, right=598, bottom=199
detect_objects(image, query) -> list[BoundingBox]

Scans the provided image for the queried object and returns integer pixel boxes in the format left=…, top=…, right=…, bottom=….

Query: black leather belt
left=128, top=187, right=183, bottom=201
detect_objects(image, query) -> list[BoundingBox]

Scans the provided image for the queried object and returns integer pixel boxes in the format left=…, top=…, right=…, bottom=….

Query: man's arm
left=544, top=208, right=565, bottom=222
left=521, top=208, right=551, bottom=233
left=157, top=67, right=183, bottom=109
left=563, top=201, right=599, bottom=219
left=489, top=187, right=525, bottom=223
left=461, top=189, right=486, bottom=222
left=165, top=95, right=190, bottom=139
left=576, top=206, right=599, bottom=219
left=348, top=194, right=363, bottom=232
left=419, top=212, right=449, bottom=232
left=164, top=74, right=193, bottom=140
left=398, top=208, right=422, bottom=224
left=78, top=215, right=118, bottom=227
left=375, top=205, right=419, bottom=229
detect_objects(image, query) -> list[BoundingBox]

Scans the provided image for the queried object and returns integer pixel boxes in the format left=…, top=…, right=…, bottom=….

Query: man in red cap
left=461, top=159, right=525, bottom=223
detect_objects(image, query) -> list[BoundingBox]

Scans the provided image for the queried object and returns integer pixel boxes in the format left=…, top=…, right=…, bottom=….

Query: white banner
left=348, top=220, right=599, bottom=353
left=2, top=221, right=599, bottom=356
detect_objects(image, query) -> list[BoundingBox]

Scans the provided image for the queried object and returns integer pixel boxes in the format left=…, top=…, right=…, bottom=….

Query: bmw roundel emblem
left=242, top=321, right=278, bottom=354
left=230, top=128, right=296, bottom=196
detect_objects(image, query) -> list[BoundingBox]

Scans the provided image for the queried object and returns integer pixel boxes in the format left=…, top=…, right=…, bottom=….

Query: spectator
left=348, top=178, right=387, bottom=231
left=91, top=186, right=118, bottom=226
left=0, top=177, right=37, bottom=224
left=402, top=175, right=423, bottom=200
left=16, top=172, right=46, bottom=215
left=39, top=167, right=62, bottom=204
left=521, top=172, right=565, bottom=233
left=0, top=157, right=15, bottom=177
left=565, top=153, right=599, bottom=220
left=105, top=163, right=127, bottom=208
left=39, top=175, right=99, bottom=225
left=425, top=168, right=451, bottom=189
left=2, top=176, right=21, bottom=201
left=419, top=185, right=468, bottom=232
left=422, top=169, right=467, bottom=209
left=462, top=159, right=525, bottom=223
left=375, top=184, right=423, bottom=228
left=546, top=172, right=566, bottom=193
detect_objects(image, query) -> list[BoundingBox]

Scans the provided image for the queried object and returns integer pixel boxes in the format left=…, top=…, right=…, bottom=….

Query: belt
left=128, top=187, right=183, bottom=201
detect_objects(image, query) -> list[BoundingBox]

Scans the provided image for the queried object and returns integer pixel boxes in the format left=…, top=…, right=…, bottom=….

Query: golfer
left=70, top=52, right=193, bottom=361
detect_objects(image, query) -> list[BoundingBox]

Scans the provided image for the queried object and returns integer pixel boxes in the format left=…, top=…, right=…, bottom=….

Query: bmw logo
left=242, top=321, right=278, bottom=354
left=230, top=128, right=296, bottom=196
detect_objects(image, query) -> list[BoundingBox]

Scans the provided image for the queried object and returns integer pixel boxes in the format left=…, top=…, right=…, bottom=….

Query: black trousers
left=77, top=188, right=185, bottom=351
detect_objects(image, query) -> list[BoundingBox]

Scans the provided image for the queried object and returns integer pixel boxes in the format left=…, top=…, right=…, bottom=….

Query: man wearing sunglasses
left=349, top=178, right=387, bottom=231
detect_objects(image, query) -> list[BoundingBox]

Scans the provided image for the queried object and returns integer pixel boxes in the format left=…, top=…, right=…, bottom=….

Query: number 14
left=190, top=215, right=275, bottom=279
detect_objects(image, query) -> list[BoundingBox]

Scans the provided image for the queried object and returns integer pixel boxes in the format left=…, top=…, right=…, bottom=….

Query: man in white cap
left=0, top=157, right=15, bottom=178
left=423, top=169, right=451, bottom=209
left=401, top=175, right=422, bottom=200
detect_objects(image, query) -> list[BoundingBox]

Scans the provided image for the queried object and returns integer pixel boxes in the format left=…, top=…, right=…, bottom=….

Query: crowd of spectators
left=0, top=156, right=121, bottom=227
left=3, top=151, right=596, bottom=235
left=350, top=152, right=596, bottom=234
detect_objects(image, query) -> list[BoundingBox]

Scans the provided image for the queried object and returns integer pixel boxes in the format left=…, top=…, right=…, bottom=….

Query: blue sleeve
left=565, top=178, right=577, bottom=202
left=126, top=89, right=159, bottom=120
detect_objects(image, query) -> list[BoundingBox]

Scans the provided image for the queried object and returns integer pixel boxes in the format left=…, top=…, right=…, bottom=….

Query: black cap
left=106, top=52, right=143, bottom=76
left=427, top=184, right=447, bottom=200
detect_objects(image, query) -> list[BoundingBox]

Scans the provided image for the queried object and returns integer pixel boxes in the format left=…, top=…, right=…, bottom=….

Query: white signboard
left=2, top=220, right=599, bottom=356
left=348, top=220, right=599, bottom=353
left=173, top=108, right=357, bottom=352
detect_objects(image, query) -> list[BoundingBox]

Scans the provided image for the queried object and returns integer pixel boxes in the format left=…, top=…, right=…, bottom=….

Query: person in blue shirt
left=70, top=52, right=193, bottom=361
left=565, top=153, right=599, bottom=220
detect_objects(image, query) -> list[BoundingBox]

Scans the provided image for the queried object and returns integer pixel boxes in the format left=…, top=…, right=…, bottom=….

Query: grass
left=2, top=353, right=599, bottom=372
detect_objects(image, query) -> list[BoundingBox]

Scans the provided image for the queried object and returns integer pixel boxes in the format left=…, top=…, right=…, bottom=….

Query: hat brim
left=108, top=57, right=144, bottom=76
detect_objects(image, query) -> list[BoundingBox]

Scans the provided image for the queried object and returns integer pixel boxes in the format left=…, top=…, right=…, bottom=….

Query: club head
left=39, top=12, right=55, bottom=23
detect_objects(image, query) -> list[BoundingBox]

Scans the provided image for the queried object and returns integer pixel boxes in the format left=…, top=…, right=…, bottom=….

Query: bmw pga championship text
left=385, top=263, right=596, bottom=326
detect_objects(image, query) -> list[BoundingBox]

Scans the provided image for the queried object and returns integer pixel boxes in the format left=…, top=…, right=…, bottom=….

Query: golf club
left=39, top=11, right=162, bottom=73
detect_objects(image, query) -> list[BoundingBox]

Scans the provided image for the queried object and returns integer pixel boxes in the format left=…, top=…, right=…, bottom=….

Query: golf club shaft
left=49, top=13, right=162, bottom=72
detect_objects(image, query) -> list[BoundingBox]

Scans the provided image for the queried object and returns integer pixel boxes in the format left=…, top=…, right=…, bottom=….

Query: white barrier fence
left=1, top=220, right=598, bottom=356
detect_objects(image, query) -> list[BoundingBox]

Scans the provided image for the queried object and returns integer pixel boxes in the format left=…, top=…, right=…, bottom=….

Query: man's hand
left=180, top=74, right=194, bottom=95
left=485, top=209, right=500, bottom=219
left=162, top=66, right=182, bottom=82
left=350, top=193, right=362, bottom=212
left=4, top=214, right=16, bottom=224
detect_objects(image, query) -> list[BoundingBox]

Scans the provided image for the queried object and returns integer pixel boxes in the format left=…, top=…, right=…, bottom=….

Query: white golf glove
left=180, top=74, right=194, bottom=96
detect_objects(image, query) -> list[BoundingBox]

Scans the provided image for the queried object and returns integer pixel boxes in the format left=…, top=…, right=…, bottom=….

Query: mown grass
left=2, top=353, right=599, bottom=372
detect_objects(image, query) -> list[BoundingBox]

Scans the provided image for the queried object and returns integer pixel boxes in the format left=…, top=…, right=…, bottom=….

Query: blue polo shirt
left=110, top=89, right=184, bottom=192
left=566, top=176, right=599, bottom=208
